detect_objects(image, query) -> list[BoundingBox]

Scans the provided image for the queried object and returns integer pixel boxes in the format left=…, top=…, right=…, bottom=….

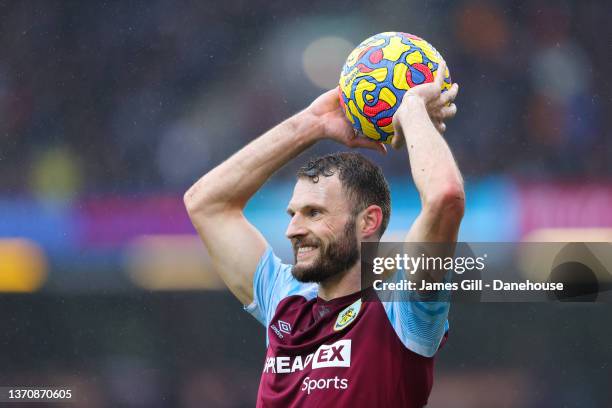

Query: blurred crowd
left=0, top=0, right=610, bottom=199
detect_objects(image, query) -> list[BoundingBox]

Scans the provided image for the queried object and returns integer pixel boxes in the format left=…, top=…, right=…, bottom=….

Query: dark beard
left=291, top=216, right=360, bottom=283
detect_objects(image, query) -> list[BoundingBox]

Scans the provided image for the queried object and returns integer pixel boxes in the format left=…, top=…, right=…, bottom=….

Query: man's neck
left=317, top=261, right=362, bottom=301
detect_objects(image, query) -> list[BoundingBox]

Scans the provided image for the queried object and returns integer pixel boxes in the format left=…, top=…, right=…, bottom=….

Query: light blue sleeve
left=381, top=271, right=450, bottom=358
left=244, top=246, right=317, bottom=328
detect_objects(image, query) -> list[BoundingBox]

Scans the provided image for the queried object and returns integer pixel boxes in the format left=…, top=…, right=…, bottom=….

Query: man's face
left=285, top=175, right=360, bottom=283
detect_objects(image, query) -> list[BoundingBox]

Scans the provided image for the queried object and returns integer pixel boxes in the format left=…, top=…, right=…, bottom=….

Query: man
left=184, top=61, right=463, bottom=407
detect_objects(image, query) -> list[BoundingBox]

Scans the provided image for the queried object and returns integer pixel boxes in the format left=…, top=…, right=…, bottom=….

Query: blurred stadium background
left=0, top=0, right=611, bottom=406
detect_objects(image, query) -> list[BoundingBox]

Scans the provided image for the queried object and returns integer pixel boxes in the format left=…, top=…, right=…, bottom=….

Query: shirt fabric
left=245, top=247, right=450, bottom=407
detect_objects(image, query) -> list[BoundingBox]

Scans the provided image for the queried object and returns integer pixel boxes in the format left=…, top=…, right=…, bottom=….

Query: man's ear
left=359, top=205, right=383, bottom=239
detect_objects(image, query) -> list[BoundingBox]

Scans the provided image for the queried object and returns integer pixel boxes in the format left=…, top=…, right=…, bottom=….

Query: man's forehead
left=288, top=175, right=345, bottom=208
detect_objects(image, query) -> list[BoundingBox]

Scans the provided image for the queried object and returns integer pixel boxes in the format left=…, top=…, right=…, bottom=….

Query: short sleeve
left=244, top=246, right=317, bottom=328
left=381, top=270, right=450, bottom=358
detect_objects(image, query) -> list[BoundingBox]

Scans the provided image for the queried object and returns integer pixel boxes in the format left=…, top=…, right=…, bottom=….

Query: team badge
left=333, top=299, right=362, bottom=331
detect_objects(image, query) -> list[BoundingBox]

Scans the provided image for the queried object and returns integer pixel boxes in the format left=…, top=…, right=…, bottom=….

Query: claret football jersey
left=245, top=247, right=450, bottom=407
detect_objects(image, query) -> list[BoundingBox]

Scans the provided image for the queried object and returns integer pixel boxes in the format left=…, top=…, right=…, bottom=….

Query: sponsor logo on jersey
left=301, top=376, right=349, bottom=394
left=278, top=320, right=292, bottom=334
left=333, top=299, right=361, bottom=331
left=263, top=339, right=351, bottom=374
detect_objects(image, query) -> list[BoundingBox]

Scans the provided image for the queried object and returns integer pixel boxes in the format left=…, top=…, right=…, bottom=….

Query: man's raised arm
left=392, top=61, right=465, bottom=280
left=184, top=89, right=385, bottom=305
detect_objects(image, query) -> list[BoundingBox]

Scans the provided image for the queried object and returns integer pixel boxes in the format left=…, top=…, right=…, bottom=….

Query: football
left=338, top=32, right=451, bottom=143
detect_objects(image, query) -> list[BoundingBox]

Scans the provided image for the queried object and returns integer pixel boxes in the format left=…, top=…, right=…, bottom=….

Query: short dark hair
left=296, top=152, right=391, bottom=237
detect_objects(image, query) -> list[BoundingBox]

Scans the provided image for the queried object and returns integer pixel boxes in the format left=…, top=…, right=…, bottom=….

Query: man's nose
left=286, top=214, right=308, bottom=239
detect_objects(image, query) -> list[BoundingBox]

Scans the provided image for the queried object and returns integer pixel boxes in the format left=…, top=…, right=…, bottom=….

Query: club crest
left=333, top=299, right=362, bottom=331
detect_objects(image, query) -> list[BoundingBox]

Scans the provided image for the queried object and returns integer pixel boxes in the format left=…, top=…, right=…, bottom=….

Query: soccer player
left=184, top=61, right=463, bottom=407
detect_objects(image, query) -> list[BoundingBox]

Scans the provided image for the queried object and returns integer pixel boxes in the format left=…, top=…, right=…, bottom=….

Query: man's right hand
left=305, top=88, right=388, bottom=155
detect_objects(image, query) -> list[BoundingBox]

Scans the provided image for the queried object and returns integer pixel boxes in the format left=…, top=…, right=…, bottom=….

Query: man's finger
left=440, top=103, right=457, bottom=119
left=391, top=132, right=405, bottom=150
left=435, top=60, right=447, bottom=89
left=440, top=83, right=459, bottom=106
left=347, top=129, right=356, bottom=141
left=436, top=121, right=447, bottom=133
left=351, top=135, right=387, bottom=155
left=365, top=140, right=388, bottom=155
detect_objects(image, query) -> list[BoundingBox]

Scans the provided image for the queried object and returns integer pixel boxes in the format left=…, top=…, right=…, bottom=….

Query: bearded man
left=184, top=61, right=463, bottom=407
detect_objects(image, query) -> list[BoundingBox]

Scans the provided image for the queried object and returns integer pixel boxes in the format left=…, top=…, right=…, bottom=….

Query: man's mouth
left=296, top=245, right=318, bottom=259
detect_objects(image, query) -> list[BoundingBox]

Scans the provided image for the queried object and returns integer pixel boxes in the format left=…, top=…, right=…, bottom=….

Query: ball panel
left=381, top=36, right=408, bottom=61
left=392, top=63, right=410, bottom=90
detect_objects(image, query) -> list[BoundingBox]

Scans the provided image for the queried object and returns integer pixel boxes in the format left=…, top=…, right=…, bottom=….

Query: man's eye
left=309, top=209, right=320, bottom=217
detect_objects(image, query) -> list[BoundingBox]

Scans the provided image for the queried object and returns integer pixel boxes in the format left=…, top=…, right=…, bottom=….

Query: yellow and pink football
left=338, top=32, right=451, bottom=143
